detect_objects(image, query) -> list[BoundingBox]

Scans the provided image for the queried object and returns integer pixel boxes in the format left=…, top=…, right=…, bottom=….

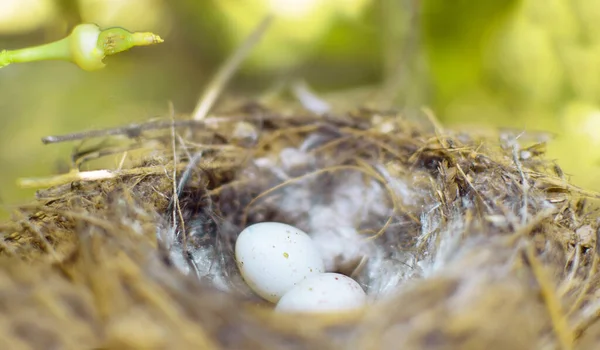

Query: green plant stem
left=1, top=37, right=71, bottom=67
left=0, top=23, right=163, bottom=71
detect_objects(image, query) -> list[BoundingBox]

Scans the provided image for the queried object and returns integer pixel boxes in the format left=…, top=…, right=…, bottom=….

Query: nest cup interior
left=157, top=102, right=596, bottom=314
left=160, top=106, right=430, bottom=307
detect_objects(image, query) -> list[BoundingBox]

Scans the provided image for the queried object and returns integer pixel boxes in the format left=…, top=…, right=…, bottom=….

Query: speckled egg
left=275, top=273, right=367, bottom=313
left=235, top=222, right=325, bottom=303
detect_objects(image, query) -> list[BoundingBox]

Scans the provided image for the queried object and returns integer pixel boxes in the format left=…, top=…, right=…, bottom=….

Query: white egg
left=235, top=222, right=325, bottom=303
left=275, top=273, right=367, bottom=313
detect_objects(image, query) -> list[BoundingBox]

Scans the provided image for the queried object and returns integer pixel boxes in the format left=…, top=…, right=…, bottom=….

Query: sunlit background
left=0, top=0, right=599, bottom=218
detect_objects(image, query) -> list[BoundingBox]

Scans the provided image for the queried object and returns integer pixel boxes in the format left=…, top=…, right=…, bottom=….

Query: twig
left=511, top=137, right=529, bottom=226
left=17, top=161, right=238, bottom=189
left=117, top=151, right=128, bottom=171
left=42, top=119, right=210, bottom=144
left=191, top=14, right=274, bottom=121
left=377, top=0, right=423, bottom=108
left=40, top=112, right=345, bottom=146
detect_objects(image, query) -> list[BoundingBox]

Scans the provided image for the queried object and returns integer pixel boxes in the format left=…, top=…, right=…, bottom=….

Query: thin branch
left=511, top=135, right=529, bottom=227
left=192, top=14, right=274, bottom=121
left=41, top=119, right=210, bottom=144
left=17, top=161, right=238, bottom=189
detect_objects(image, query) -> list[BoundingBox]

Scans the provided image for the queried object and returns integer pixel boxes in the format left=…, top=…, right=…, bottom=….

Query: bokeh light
left=0, top=0, right=57, bottom=34
left=77, top=0, right=170, bottom=32
left=213, top=0, right=371, bottom=70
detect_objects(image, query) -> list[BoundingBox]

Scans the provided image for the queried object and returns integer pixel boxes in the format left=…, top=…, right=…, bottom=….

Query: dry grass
left=1, top=101, right=600, bottom=350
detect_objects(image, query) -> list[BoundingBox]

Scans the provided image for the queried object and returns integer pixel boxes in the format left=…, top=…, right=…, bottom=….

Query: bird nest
left=1, top=102, right=600, bottom=350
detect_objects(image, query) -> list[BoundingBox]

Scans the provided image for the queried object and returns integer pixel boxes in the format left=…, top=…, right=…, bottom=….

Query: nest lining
left=2, top=103, right=600, bottom=349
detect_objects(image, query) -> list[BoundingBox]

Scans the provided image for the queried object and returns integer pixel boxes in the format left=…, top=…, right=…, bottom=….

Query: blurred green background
left=1, top=0, right=599, bottom=219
